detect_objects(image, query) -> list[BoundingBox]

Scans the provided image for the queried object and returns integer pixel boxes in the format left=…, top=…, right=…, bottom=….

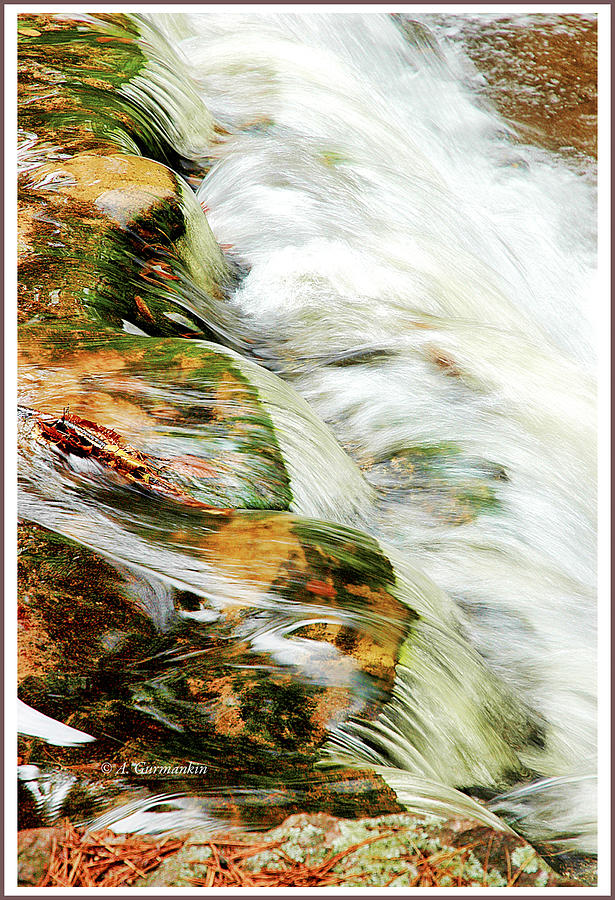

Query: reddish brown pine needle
left=38, top=823, right=184, bottom=888
left=36, top=822, right=544, bottom=888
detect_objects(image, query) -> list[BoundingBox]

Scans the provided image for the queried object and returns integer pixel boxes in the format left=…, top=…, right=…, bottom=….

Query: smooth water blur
left=163, top=10, right=597, bottom=845
left=18, top=12, right=598, bottom=864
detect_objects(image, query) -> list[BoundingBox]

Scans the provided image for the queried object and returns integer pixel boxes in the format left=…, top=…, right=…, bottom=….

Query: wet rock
left=16, top=515, right=417, bottom=834
left=404, top=14, right=597, bottom=161
left=17, top=520, right=157, bottom=708
left=17, top=507, right=547, bottom=843
left=16, top=516, right=412, bottom=779
left=18, top=152, right=234, bottom=339
left=366, top=441, right=504, bottom=525
left=21, top=406, right=237, bottom=509
left=17, top=337, right=293, bottom=510
left=18, top=14, right=234, bottom=339
left=18, top=325, right=371, bottom=516
left=18, top=13, right=215, bottom=164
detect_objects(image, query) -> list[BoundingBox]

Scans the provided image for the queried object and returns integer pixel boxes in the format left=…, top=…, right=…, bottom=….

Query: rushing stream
left=17, top=12, right=598, bottom=880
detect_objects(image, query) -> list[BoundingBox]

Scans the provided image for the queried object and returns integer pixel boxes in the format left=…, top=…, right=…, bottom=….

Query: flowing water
left=17, top=12, right=598, bottom=878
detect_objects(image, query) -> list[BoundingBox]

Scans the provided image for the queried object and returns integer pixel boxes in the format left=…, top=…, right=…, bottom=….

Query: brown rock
left=18, top=827, right=62, bottom=886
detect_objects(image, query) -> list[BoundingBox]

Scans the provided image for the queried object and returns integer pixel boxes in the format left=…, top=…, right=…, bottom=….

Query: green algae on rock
left=18, top=13, right=215, bottom=166
left=17, top=482, right=550, bottom=818
left=16, top=507, right=413, bottom=778
left=18, top=152, right=237, bottom=343
left=366, top=442, right=504, bottom=525
left=18, top=323, right=374, bottom=517
left=18, top=325, right=549, bottom=802
left=17, top=519, right=411, bottom=828
left=18, top=14, right=236, bottom=344
left=18, top=521, right=157, bottom=721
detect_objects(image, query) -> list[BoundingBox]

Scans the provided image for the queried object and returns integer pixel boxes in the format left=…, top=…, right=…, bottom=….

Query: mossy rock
left=17, top=519, right=412, bottom=828
left=366, top=441, right=506, bottom=525
left=16, top=509, right=545, bottom=817
left=18, top=520, right=157, bottom=704
left=19, top=322, right=372, bottom=516
left=16, top=517, right=412, bottom=780
left=18, top=13, right=214, bottom=165
left=18, top=152, right=234, bottom=339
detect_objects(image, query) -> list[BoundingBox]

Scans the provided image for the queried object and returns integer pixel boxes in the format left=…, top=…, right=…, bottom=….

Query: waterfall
left=16, top=11, right=598, bottom=874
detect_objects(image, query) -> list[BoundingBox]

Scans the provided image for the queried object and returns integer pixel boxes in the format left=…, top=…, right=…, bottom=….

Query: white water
left=17, top=701, right=95, bottom=746
left=17, top=12, right=598, bottom=866
left=147, top=13, right=597, bottom=854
